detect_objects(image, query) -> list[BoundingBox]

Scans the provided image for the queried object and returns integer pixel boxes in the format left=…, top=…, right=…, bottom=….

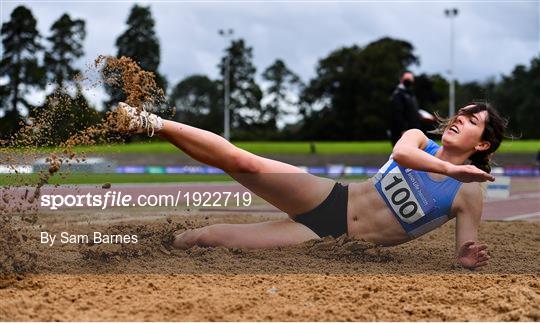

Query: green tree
left=412, top=72, right=451, bottom=122
left=218, top=39, right=263, bottom=137
left=493, top=56, right=540, bottom=138
left=30, top=13, right=100, bottom=146
left=44, top=13, right=86, bottom=88
left=261, top=59, right=303, bottom=131
left=169, top=75, right=222, bottom=132
left=300, top=37, right=419, bottom=140
left=105, top=4, right=166, bottom=109
left=454, top=79, right=497, bottom=111
left=31, top=86, right=101, bottom=146
left=0, top=6, right=45, bottom=139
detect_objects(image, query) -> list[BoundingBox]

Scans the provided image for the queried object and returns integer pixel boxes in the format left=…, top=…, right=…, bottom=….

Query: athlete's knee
left=226, top=149, right=261, bottom=173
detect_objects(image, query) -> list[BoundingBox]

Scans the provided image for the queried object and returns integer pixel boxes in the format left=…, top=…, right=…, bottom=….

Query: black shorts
left=293, top=182, right=349, bottom=238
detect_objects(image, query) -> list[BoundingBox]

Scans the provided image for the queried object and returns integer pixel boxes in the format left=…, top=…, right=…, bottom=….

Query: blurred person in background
left=390, top=71, right=421, bottom=146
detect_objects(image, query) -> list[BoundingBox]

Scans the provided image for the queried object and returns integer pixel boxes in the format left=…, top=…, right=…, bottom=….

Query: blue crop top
left=372, top=140, right=463, bottom=238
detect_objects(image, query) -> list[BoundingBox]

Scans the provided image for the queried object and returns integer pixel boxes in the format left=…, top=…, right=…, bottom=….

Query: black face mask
left=403, top=80, right=413, bottom=89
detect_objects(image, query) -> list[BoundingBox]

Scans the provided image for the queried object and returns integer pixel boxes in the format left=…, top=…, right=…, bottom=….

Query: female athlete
left=116, top=102, right=507, bottom=269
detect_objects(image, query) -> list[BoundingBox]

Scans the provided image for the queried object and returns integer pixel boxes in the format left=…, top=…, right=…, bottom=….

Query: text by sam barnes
left=40, top=231, right=138, bottom=246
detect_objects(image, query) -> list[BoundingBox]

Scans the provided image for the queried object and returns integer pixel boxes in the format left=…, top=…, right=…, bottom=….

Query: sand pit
left=0, top=211, right=538, bottom=321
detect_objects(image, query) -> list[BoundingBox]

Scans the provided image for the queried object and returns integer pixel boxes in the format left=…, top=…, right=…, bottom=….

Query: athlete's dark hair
left=432, top=102, right=508, bottom=173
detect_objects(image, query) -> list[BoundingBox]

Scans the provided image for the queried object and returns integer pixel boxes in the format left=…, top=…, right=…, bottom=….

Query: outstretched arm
left=393, top=129, right=495, bottom=183
left=454, top=184, right=490, bottom=269
left=392, top=129, right=447, bottom=173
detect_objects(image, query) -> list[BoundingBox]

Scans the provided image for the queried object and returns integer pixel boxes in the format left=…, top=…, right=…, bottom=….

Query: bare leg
left=159, top=120, right=334, bottom=216
left=172, top=219, right=319, bottom=249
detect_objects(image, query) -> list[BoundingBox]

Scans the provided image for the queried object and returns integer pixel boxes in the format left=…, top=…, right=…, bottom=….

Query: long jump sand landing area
left=1, top=220, right=538, bottom=321
left=0, top=178, right=538, bottom=321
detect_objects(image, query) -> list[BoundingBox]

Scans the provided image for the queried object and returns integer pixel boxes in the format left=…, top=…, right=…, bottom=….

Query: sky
left=1, top=0, right=539, bottom=111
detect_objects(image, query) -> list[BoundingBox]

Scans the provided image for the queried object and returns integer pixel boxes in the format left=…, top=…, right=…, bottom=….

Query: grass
left=0, top=173, right=233, bottom=186
left=0, top=173, right=369, bottom=185
left=497, top=140, right=540, bottom=153
left=10, top=139, right=539, bottom=155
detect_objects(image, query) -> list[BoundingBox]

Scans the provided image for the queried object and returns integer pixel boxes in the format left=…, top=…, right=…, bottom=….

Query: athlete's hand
left=457, top=241, right=490, bottom=269
left=447, top=164, right=495, bottom=183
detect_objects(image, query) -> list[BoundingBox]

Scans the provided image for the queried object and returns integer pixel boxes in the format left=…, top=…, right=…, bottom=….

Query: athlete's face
left=442, top=105, right=491, bottom=154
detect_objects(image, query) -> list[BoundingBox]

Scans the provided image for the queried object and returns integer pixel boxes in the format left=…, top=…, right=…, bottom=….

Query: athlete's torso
left=347, top=182, right=409, bottom=245
left=347, top=140, right=464, bottom=245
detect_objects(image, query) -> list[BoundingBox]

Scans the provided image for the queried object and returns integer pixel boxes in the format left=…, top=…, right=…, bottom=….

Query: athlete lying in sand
left=115, top=102, right=507, bottom=269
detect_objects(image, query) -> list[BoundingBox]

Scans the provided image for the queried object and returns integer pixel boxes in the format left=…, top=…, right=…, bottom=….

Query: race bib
left=379, top=166, right=436, bottom=224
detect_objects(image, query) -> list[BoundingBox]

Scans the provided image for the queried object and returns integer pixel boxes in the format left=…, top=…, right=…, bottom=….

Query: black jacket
left=390, top=85, right=420, bottom=145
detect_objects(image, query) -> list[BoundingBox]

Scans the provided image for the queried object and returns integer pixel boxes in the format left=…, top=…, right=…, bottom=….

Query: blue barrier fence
left=2, top=164, right=538, bottom=176
left=115, top=165, right=540, bottom=177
